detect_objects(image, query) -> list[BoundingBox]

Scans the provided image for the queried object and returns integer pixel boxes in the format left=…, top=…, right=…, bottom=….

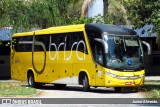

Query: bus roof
left=85, top=24, right=137, bottom=35
left=13, top=24, right=137, bottom=37
left=13, top=24, right=85, bottom=37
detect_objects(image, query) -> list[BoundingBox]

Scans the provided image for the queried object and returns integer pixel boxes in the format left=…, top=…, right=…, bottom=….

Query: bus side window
left=57, top=35, right=65, bottom=51
left=71, top=32, right=86, bottom=53
left=86, top=29, right=103, bottom=64
left=34, top=36, right=44, bottom=51
left=34, top=35, right=50, bottom=51
left=24, top=36, right=32, bottom=52
left=65, top=34, right=72, bottom=51
left=77, top=32, right=87, bottom=54
left=18, top=37, right=25, bottom=52
left=71, top=33, right=79, bottom=50
left=94, top=42, right=104, bottom=65
left=50, top=34, right=58, bottom=51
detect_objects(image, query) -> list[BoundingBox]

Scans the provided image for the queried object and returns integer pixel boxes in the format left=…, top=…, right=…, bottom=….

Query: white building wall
left=87, top=0, right=104, bottom=18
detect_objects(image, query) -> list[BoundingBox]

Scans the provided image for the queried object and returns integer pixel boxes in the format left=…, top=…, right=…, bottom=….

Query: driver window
left=86, top=29, right=104, bottom=65
left=94, top=42, right=104, bottom=65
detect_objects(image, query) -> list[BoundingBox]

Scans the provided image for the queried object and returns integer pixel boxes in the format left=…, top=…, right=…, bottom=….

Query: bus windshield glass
left=104, top=35, right=144, bottom=71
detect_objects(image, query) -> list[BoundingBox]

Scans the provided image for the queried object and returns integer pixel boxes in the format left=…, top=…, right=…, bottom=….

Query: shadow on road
left=22, top=84, right=139, bottom=94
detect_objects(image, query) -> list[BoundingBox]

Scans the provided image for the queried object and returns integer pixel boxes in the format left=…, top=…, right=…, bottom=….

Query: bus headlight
left=105, top=72, right=116, bottom=78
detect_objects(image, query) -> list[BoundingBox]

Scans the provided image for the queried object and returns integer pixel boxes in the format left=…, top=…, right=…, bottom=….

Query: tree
left=108, top=0, right=130, bottom=25
left=0, top=0, right=72, bottom=32
left=71, top=0, right=129, bottom=25
left=81, top=0, right=92, bottom=17
left=123, top=0, right=160, bottom=50
left=27, top=0, right=71, bottom=28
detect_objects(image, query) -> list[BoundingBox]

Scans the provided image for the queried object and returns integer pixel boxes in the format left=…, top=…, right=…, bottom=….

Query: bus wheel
left=82, top=75, right=90, bottom=92
left=114, top=87, right=121, bottom=93
left=27, top=73, right=41, bottom=88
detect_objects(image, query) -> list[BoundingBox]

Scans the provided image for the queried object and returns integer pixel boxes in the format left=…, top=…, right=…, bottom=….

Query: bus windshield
left=104, top=35, right=144, bottom=71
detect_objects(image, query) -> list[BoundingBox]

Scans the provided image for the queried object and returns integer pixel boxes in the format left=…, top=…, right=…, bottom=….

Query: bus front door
left=94, top=42, right=105, bottom=86
left=95, top=64, right=104, bottom=86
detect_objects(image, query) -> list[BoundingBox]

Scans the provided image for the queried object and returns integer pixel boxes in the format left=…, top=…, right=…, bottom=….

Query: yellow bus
left=11, top=24, right=150, bottom=92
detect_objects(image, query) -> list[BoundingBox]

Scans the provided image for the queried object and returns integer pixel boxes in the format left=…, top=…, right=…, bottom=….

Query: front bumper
left=104, top=75, right=144, bottom=87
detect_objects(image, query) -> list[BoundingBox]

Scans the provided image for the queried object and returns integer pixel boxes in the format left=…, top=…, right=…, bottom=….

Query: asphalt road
left=34, top=85, right=144, bottom=98
left=1, top=84, right=159, bottom=107
left=1, top=80, right=160, bottom=107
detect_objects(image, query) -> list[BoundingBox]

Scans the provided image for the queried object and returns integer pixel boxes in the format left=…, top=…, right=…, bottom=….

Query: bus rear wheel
left=82, top=75, right=90, bottom=92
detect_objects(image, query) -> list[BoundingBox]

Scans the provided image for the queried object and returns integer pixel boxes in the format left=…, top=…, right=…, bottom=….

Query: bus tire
left=82, top=75, right=90, bottom=92
left=27, top=73, right=41, bottom=88
left=114, top=87, right=121, bottom=93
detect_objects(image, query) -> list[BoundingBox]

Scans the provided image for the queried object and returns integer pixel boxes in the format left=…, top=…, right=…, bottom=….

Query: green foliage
left=0, top=82, right=37, bottom=96
left=70, top=0, right=79, bottom=8
left=124, top=0, right=160, bottom=31
left=144, top=80, right=160, bottom=98
left=108, top=0, right=130, bottom=25
left=71, top=14, right=113, bottom=24
left=71, top=17, right=94, bottom=24
left=123, top=0, right=160, bottom=33
left=0, top=0, right=71, bottom=32
left=0, top=0, right=128, bottom=31
left=0, top=0, right=159, bottom=38
left=123, top=0, right=160, bottom=47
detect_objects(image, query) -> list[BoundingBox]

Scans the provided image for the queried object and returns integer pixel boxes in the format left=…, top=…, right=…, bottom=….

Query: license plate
left=125, top=82, right=132, bottom=85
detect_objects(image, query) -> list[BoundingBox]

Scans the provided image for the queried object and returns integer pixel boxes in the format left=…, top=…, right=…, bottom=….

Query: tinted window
left=24, top=36, right=32, bottom=52
left=13, top=36, right=33, bottom=52
left=50, top=32, right=87, bottom=53
left=34, top=35, right=49, bottom=51
left=86, top=29, right=103, bottom=64
left=12, top=31, right=88, bottom=54
left=65, top=35, right=72, bottom=51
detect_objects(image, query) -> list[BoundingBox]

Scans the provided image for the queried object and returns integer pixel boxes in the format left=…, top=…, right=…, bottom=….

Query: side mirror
left=142, top=41, right=151, bottom=55
left=94, top=38, right=108, bottom=53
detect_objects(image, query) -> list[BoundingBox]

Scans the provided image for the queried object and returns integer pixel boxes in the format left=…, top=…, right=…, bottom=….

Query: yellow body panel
left=11, top=24, right=145, bottom=88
